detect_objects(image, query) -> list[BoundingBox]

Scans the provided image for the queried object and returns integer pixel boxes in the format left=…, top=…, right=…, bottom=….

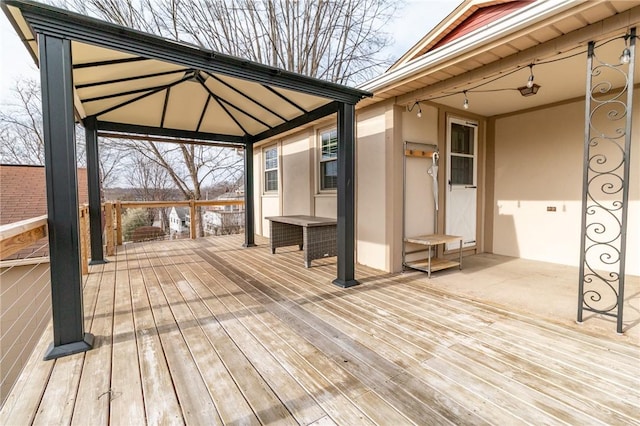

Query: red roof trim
left=430, top=0, right=535, bottom=51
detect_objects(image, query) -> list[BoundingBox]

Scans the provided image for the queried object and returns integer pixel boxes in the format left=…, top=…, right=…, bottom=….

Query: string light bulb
left=620, top=33, right=632, bottom=64
left=463, top=91, right=469, bottom=110
left=526, top=64, right=535, bottom=88
left=408, top=101, right=423, bottom=118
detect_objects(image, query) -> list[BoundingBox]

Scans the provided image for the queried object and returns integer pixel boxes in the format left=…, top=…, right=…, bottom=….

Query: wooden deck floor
left=2, top=235, right=639, bottom=425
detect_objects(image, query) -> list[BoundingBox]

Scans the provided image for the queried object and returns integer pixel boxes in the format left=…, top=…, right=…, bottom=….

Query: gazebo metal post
left=39, top=33, right=94, bottom=360
left=333, top=102, right=359, bottom=288
left=243, top=141, right=256, bottom=247
left=85, top=116, right=107, bottom=264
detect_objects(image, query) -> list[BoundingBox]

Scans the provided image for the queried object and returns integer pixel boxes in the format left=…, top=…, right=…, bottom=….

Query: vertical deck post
left=333, top=102, right=359, bottom=288
left=39, top=33, right=94, bottom=360
left=243, top=142, right=256, bottom=247
left=85, top=116, right=107, bottom=264
left=189, top=200, right=197, bottom=239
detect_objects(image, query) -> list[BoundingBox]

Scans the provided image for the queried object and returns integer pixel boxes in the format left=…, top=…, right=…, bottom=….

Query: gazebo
left=2, top=0, right=371, bottom=359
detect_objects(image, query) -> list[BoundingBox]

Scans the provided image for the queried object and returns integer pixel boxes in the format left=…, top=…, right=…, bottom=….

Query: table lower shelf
left=404, top=257, right=461, bottom=274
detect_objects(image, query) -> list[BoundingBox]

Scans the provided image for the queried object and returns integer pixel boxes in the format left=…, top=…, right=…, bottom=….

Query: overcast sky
left=0, top=0, right=460, bottom=104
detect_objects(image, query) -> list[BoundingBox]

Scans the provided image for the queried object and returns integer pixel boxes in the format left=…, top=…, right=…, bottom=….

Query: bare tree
left=123, top=140, right=243, bottom=236
left=0, top=79, right=45, bottom=165
left=125, top=150, right=176, bottom=230
left=66, top=0, right=398, bottom=85
left=0, top=78, right=126, bottom=189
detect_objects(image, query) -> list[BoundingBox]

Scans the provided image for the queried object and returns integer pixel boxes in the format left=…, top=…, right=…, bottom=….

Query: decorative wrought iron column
left=578, top=28, right=635, bottom=334
left=85, top=116, right=107, bottom=264
left=333, top=102, right=359, bottom=288
left=39, top=33, right=94, bottom=359
left=243, top=141, right=256, bottom=247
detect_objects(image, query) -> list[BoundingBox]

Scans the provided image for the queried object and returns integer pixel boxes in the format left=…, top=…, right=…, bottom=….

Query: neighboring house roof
left=170, top=207, right=189, bottom=220
left=0, top=164, right=88, bottom=225
left=216, top=191, right=244, bottom=201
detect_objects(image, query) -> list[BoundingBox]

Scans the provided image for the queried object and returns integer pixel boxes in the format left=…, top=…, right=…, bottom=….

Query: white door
left=446, top=117, right=478, bottom=251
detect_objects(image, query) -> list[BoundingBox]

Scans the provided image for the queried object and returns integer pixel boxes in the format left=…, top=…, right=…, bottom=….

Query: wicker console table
left=266, top=215, right=337, bottom=268
left=404, top=234, right=463, bottom=278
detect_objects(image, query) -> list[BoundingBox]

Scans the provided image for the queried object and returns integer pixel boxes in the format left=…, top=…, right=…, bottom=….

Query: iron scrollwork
left=578, top=29, right=635, bottom=333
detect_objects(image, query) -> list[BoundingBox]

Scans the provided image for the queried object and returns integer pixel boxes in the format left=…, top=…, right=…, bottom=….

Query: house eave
left=360, top=0, right=583, bottom=96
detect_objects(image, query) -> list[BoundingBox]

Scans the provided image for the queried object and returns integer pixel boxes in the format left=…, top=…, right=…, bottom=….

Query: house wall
left=355, top=104, right=389, bottom=269
left=281, top=132, right=313, bottom=216
left=492, top=90, right=639, bottom=275
left=253, top=103, right=399, bottom=271
left=401, top=104, right=440, bottom=265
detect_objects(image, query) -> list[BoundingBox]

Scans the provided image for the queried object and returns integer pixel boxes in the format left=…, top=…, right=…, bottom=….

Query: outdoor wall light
left=517, top=83, right=540, bottom=97
left=408, top=101, right=423, bottom=118
left=463, top=91, right=469, bottom=109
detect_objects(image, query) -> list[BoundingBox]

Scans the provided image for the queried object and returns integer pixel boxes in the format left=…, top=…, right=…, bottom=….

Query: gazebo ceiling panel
left=72, top=59, right=184, bottom=87
left=223, top=104, right=270, bottom=135
left=202, top=76, right=283, bottom=128
left=82, top=93, right=149, bottom=117
left=76, top=73, right=181, bottom=101
left=162, top=84, right=210, bottom=131
left=197, top=101, right=246, bottom=136
left=97, top=90, right=166, bottom=127
left=213, top=75, right=306, bottom=121
left=271, top=86, right=332, bottom=113
left=71, top=41, right=137, bottom=65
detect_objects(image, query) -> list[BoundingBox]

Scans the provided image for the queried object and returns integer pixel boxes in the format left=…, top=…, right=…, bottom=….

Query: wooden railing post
left=79, top=205, right=89, bottom=275
left=115, top=201, right=123, bottom=246
left=105, top=202, right=114, bottom=256
left=189, top=200, right=197, bottom=239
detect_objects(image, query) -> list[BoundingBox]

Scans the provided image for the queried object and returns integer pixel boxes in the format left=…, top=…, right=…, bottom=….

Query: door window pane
left=451, top=156, right=474, bottom=185
left=451, top=123, right=474, bottom=155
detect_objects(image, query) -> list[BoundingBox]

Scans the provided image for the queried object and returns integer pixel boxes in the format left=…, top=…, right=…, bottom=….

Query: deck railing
left=102, top=200, right=245, bottom=255
left=0, top=205, right=91, bottom=274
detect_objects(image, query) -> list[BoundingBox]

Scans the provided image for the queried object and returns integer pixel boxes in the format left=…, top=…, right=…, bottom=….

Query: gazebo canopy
left=2, top=0, right=370, bottom=144
left=2, top=0, right=370, bottom=360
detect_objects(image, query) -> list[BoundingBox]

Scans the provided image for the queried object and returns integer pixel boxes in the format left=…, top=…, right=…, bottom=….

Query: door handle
left=448, top=180, right=452, bottom=191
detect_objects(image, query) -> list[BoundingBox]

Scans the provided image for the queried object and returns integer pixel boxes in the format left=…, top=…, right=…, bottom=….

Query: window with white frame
left=319, top=129, right=338, bottom=190
left=264, top=146, right=278, bottom=192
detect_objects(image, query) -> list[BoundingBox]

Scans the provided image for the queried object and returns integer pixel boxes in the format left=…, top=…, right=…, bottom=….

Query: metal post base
left=242, top=243, right=257, bottom=248
left=332, top=278, right=359, bottom=288
left=89, top=259, right=109, bottom=265
left=44, top=333, right=94, bottom=360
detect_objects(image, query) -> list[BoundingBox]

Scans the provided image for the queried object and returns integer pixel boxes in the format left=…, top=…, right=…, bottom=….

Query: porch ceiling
left=362, top=1, right=640, bottom=117
left=2, top=0, right=370, bottom=144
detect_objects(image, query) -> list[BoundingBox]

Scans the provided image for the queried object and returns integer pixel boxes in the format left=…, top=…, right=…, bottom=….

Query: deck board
left=2, top=234, right=639, bottom=425
left=109, top=245, right=146, bottom=425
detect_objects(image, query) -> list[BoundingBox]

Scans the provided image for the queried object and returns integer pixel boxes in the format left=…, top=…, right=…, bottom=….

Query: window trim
left=263, top=145, right=279, bottom=193
left=318, top=127, right=338, bottom=192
